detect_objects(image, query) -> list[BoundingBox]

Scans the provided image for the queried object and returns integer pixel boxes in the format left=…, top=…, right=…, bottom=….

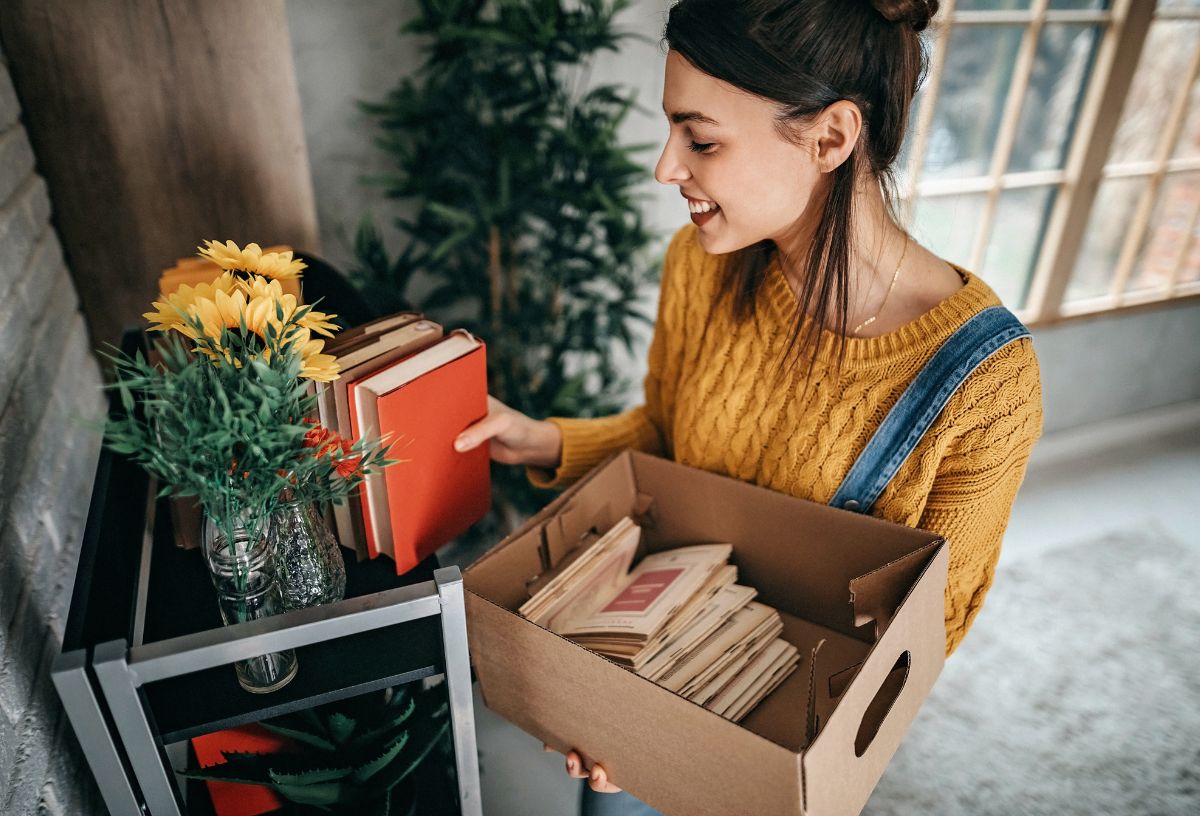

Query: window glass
left=910, top=193, right=988, bottom=269
left=1008, top=24, right=1101, bottom=173
left=922, top=25, right=1024, bottom=180
left=1107, top=22, right=1200, bottom=165
left=1066, top=176, right=1148, bottom=301
left=1126, top=171, right=1200, bottom=293
left=1171, top=75, right=1200, bottom=161
left=982, top=185, right=1057, bottom=308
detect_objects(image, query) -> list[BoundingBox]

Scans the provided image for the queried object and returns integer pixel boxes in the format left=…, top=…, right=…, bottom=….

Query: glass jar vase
left=270, top=497, right=347, bottom=611
left=201, top=512, right=299, bottom=694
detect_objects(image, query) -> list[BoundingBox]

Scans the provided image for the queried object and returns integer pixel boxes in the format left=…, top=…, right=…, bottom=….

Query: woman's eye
left=688, top=141, right=715, bottom=154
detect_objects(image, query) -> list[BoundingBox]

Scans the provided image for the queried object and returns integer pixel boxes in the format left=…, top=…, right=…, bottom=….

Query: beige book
left=636, top=582, right=757, bottom=680
left=519, top=518, right=641, bottom=630
left=680, top=615, right=783, bottom=701
left=724, top=646, right=802, bottom=722
left=661, top=604, right=780, bottom=695
left=324, top=311, right=422, bottom=356
left=707, top=638, right=799, bottom=718
left=559, top=543, right=733, bottom=643
left=688, top=626, right=781, bottom=707
left=596, top=565, right=739, bottom=667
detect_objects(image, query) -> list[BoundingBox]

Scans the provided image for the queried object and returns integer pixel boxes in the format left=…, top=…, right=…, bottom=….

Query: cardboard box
left=464, top=450, right=948, bottom=816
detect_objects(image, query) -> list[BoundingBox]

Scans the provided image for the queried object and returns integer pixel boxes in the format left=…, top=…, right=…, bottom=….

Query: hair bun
left=871, top=0, right=938, bottom=32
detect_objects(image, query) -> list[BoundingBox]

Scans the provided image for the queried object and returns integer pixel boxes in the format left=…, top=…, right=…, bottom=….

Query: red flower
left=302, top=423, right=363, bottom=480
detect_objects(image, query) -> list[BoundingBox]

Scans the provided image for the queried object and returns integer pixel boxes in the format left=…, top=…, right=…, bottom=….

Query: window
left=897, top=0, right=1200, bottom=326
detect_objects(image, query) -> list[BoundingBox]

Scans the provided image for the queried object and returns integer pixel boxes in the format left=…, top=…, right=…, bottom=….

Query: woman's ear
left=813, top=100, right=863, bottom=173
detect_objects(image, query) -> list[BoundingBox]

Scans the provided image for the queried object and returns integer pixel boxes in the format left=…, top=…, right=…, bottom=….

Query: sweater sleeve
left=526, top=224, right=695, bottom=489
left=918, top=340, right=1045, bottom=658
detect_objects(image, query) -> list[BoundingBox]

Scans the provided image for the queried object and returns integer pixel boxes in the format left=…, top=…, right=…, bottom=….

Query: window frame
left=899, top=0, right=1200, bottom=328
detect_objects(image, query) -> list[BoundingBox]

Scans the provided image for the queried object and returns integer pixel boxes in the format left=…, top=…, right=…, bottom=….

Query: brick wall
left=0, top=38, right=109, bottom=816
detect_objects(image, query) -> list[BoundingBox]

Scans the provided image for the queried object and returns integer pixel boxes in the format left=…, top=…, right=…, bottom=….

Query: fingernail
left=454, top=436, right=471, bottom=451
left=567, top=759, right=577, bottom=772
left=590, top=767, right=600, bottom=781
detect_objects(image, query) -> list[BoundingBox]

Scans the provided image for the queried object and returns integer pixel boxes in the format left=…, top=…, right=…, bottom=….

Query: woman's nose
left=654, top=139, right=689, bottom=186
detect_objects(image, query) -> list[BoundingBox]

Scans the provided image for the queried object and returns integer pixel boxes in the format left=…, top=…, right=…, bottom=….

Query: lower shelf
left=146, top=614, right=445, bottom=744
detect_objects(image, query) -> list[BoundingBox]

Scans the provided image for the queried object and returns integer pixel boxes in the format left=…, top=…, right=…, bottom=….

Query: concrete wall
left=284, top=0, right=1200, bottom=432
left=0, top=34, right=108, bottom=816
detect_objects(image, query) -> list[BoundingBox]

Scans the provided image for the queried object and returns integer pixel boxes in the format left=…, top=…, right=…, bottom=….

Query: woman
left=454, top=0, right=1043, bottom=813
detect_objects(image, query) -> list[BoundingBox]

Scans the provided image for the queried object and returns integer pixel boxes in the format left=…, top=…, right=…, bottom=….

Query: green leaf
left=259, top=722, right=338, bottom=752
left=328, top=711, right=358, bottom=745
left=273, top=780, right=346, bottom=807
left=351, top=732, right=409, bottom=784
left=268, top=764, right=354, bottom=786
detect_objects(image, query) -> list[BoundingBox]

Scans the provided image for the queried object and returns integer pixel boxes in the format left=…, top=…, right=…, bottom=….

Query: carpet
left=863, top=524, right=1200, bottom=816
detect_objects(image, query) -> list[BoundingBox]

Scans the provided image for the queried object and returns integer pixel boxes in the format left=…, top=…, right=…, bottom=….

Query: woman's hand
left=454, top=395, right=562, bottom=469
left=543, top=743, right=623, bottom=793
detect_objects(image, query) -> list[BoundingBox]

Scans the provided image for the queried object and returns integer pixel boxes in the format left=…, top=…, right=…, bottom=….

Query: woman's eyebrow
left=663, top=105, right=721, bottom=127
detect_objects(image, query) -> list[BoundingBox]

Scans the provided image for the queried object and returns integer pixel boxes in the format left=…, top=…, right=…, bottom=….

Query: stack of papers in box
left=519, top=516, right=799, bottom=722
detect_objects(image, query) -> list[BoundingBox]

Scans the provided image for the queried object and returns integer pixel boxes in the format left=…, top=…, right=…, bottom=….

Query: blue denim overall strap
left=828, top=305, right=1031, bottom=515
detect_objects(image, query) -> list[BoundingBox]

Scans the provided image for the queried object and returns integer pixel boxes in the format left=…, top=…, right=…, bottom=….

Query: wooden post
left=0, top=0, right=319, bottom=348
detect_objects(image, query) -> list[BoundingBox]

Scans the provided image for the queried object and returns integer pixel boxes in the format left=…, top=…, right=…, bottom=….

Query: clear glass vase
left=270, top=498, right=347, bottom=611
left=201, top=512, right=299, bottom=694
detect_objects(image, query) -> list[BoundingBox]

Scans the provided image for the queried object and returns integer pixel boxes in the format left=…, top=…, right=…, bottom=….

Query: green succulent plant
left=180, top=683, right=454, bottom=815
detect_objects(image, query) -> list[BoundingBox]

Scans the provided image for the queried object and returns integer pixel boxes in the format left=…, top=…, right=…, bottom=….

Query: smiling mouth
left=681, top=191, right=721, bottom=214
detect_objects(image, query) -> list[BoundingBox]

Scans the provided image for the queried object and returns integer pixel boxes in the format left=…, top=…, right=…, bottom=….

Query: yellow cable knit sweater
left=528, top=223, right=1044, bottom=656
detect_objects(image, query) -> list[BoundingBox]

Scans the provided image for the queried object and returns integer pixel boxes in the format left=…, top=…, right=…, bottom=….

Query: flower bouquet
left=103, top=241, right=390, bottom=692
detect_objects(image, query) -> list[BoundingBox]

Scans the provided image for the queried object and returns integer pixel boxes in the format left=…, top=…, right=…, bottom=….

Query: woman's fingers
left=587, top=763, right=623, bottom=793
left=546, top=744, right=621, bottom=792
left=454, top=401, right=512, bottom=452
left=564, top=750, right=590, bottom=779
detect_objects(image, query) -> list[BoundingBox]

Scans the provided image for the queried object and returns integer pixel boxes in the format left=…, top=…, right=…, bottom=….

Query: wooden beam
left=0, top=0, right=319, bottom=348
left=1023, top=0, right=1152, bottom=323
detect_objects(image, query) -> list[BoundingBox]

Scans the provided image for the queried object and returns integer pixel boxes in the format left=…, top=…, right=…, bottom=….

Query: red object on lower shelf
left=191, top=724, right=296, bottom=816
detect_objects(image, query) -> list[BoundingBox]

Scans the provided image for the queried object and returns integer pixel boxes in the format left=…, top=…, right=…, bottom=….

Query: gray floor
left=458, top=400, right=1200, bottom=816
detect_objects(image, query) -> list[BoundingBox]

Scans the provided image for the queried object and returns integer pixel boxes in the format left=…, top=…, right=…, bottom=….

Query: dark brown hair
left=663, top=0, right=937, bottom=386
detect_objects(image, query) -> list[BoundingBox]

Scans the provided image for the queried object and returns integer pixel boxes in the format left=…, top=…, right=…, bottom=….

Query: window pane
left=1126, top=172, right=1200, bottom=294
left=956, top=0, right=1109, bottom=8
left=982, top=186, right=1056, bottom=308
left=910, top=193, right=988, bottom=270
left=1009, top=24, right=1100, bottom=173
left=1171, top=73, right=1200, bottom=161
left=1067, top=176, right=1148, bottom=301
left=1158, top=0, right=1200, bottom=10
left=956, top=0, right=1030, bottom=9
left=1048, top=0, right=1109, bottom=9
left=923, top=25, right=1024, bottom=181
left=1108, top=22, right=1200, bottom=165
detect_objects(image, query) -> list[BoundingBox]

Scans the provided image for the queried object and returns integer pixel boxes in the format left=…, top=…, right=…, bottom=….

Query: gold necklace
left=851, top=234, right=909, bottom=336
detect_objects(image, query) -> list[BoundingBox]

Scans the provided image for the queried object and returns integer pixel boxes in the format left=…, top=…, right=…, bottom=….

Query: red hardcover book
left=190, top=724, right=295, bottom=816
left=350, top=331, right=490, bottom=572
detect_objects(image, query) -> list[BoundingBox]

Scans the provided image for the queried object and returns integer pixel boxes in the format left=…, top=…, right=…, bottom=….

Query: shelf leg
left=93, top=640, right=185, bottom=816
left=52, top=650, right=146, bottom=816
left=435, top=566, right=483, bottom=816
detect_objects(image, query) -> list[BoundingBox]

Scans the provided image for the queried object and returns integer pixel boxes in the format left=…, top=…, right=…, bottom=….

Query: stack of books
left=519, top=517, right=798, bottom=722
left=316, top=313, right=491, bottom=574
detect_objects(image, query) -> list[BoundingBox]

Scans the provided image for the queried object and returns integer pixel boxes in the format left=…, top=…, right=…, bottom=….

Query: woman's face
left=655, top=50, right=828, bottom=255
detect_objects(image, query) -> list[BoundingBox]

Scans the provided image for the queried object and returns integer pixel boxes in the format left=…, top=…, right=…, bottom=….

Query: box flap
left=624, top=451, right=942, bottom=640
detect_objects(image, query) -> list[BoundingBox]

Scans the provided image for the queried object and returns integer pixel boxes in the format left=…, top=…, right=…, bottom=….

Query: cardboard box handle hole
left=853, top=651, right=911, bottom=758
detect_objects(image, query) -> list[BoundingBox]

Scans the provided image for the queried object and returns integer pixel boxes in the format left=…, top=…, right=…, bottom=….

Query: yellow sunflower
left=198, top=239, right=307, bottom=281
left=297, top=337, right=340, bottom=382
left=143, top=274, right=241, bottom=337
left=241, top=275, right=338, bottom=338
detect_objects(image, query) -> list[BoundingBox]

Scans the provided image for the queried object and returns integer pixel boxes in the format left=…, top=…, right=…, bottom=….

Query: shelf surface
left=147, top=613, right=444, bottom=744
